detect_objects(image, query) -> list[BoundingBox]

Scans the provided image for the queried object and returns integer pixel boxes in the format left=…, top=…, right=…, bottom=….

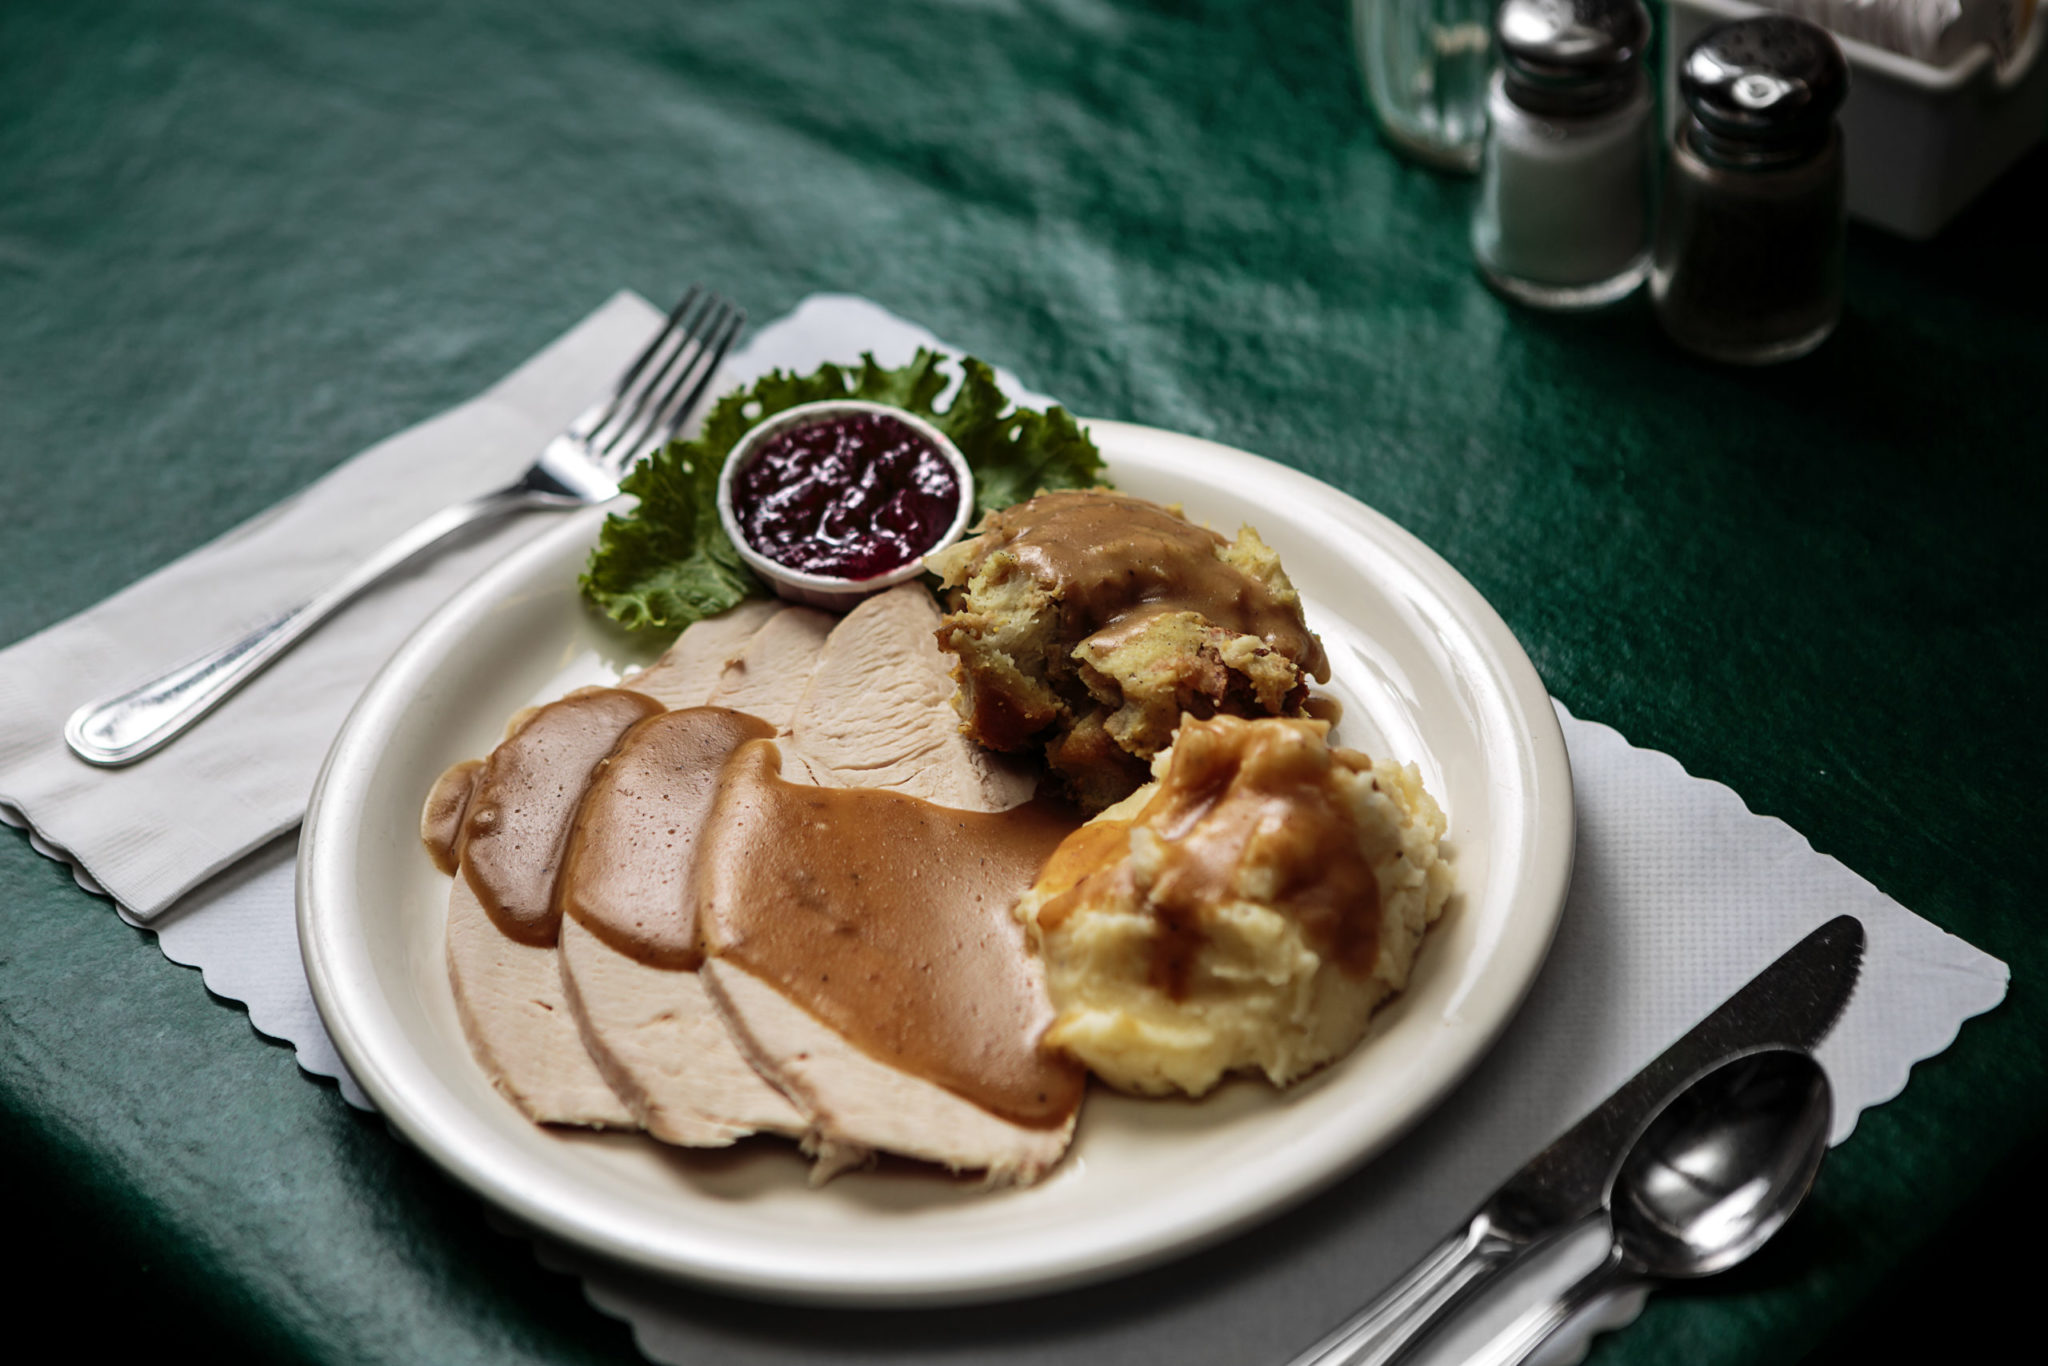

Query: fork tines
left=582, top=287, right=746, bottom=470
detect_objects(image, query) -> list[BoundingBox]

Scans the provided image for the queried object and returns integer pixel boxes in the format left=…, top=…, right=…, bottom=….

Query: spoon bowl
left=1613, top=1047, right=1832, bottom=1280
left=1471, top=1049, right=1833, bottom=1366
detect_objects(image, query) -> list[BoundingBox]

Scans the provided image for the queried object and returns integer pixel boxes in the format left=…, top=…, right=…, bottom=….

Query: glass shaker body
left=1473, top=70, right=1652, bottom=309
left=1651, top=124, right=1846, bottom=364
left=1352, top=0, right=1493, bottom=173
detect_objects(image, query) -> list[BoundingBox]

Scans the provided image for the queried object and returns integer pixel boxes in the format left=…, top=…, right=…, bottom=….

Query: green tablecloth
left=2, top=1, right=2040, bottom=1361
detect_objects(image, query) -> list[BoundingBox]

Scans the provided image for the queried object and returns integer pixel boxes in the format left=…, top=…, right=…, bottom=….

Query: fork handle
left=65, top=484, right=566, bottom=767
left=1281, top=1214, right=1523, bottom=1366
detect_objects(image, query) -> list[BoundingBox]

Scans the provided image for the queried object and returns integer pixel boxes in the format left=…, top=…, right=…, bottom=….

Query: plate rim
left=299, top=417, right=1574, bottom=1306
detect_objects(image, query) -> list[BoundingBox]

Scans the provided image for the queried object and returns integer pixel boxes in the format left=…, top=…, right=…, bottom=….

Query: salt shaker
left=1651, top=18, right=1850, bottom=364
left=1353, top=0, right=1494, bottom=173
left=1471, top=0, right=1655, bottom=310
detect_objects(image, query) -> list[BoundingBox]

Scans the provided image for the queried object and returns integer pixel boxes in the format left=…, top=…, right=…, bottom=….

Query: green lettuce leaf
left=580, top=349, right=1106, bottom=633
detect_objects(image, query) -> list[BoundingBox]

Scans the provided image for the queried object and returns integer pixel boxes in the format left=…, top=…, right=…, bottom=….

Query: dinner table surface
left=2, top=1, right=2040, bottom=1361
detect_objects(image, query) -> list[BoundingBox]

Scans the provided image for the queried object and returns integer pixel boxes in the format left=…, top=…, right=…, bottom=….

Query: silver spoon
left=1466, top=1048, right=1832, bottom=1366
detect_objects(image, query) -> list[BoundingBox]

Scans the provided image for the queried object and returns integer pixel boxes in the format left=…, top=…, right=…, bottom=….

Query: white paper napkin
left=0, top=293, right=2010, bottom=1366
left=0, top=292, right=668, bottom=919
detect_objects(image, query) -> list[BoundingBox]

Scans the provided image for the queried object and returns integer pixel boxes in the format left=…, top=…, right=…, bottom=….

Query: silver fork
left=66, top=288, right=745, bottom=768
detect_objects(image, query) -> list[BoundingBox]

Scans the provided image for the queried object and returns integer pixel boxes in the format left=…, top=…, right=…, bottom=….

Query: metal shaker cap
left=1680, top=16, right=1848, bottom=154
left=1497, top=0, right=1651, bottom=116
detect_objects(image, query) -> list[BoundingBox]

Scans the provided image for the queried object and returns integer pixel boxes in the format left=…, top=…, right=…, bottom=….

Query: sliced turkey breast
left=554, top=603, right=836, bottom=1149
left=434, top=686, right=662, bottom=1128
left=701, top=957, right=1075, bottom=1184
left=557, top=915, right=804, bottom=1145
left=703, top=604, right=834, bottom=731
left=787, top=584, right=1035, bottom=811
left=562, top=587, right=1077, bottom=1178
left=556, top=705, right=812, bottom=1147
left=445, top=874, right=635, bottom=1128
left=438, top=592, right=790, bottom=1132
left=620, top=598, right=780, bottom=709
left=694, top=740, right=1083, bottom=1185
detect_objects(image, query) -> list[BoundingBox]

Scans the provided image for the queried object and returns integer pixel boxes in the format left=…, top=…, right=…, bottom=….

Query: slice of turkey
left=699, top=584, right=1073, bottom=1184
left=441, top=688, right=664, bottom=1130
left=704, top=603, right=835, bottom=730
left=619, top=598, right=779, bottom=708
left=557, top=916, right=804, bottom=1146
left=445, top=874, right=634, bottom=1128
left=443, top=600, right=795, bottom=1133
left=555, top=604, right=828, bottom=1147
left=562, top=585, right=1054, bottom=1175
left=785, top=584, right=1035, bottom=811
left=700, top=957, right=1075, bottom=1185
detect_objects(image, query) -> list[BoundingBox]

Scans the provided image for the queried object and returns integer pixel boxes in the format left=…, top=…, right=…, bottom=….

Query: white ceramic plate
left=299, top=419, right=1574, bottom=1307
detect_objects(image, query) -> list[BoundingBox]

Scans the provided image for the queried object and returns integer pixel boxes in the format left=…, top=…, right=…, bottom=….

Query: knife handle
left=1281, top=1213, right=1520, bottom=1366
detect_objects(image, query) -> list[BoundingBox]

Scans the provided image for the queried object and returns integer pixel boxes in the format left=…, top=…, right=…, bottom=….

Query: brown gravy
left=696, top=742, right=1086, bottom=1129
left=558, top=707, right=775, bottom=969
left=957, top=490, right=1329, bottom=678
left=1036, top=717, right=1382, bottom=999
left=421, top=758, right=484, bottom=875
left=459, top=687, right=665, bottom=946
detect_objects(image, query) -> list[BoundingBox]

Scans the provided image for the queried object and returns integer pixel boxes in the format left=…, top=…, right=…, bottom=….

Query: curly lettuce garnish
left=580, top=350, right=1106, bottom=633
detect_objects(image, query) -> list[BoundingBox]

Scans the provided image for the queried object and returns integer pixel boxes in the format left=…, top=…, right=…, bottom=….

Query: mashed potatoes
left=1015, top=715, right=1451, bottom=1096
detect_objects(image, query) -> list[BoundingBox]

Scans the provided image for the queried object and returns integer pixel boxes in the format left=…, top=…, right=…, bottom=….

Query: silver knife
left=1282, top=913, right=1865, bottom=1366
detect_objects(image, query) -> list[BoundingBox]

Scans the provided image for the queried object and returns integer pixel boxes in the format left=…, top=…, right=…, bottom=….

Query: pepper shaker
left=1471, top=0, right=1654, bottom=310
left=1651, top=18, right=1850, bottom=364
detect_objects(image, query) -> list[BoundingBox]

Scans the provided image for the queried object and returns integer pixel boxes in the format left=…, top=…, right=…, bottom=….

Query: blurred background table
left=1, top=2, right=2040, bottom=1362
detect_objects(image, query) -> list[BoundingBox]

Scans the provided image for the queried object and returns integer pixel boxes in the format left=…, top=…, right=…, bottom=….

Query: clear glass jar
left=1352, top=0, right=1494, bottom=173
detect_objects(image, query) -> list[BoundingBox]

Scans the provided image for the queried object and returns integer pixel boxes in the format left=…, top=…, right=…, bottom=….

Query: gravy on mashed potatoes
left=1016, top=715, right=1451, bottom=1097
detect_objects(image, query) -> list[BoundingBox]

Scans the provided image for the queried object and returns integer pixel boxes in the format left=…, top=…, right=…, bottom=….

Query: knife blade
left=1284, top=913, right=1865, bottom=1366
left=1487, top=912, right=1863, bottom=1238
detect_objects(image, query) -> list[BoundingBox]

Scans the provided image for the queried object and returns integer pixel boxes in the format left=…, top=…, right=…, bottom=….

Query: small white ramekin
left=714, top=399, right=976, bottom=612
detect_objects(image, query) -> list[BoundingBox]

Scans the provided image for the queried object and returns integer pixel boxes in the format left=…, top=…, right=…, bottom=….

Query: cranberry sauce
left=733, top=412, right=962, bottom=580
